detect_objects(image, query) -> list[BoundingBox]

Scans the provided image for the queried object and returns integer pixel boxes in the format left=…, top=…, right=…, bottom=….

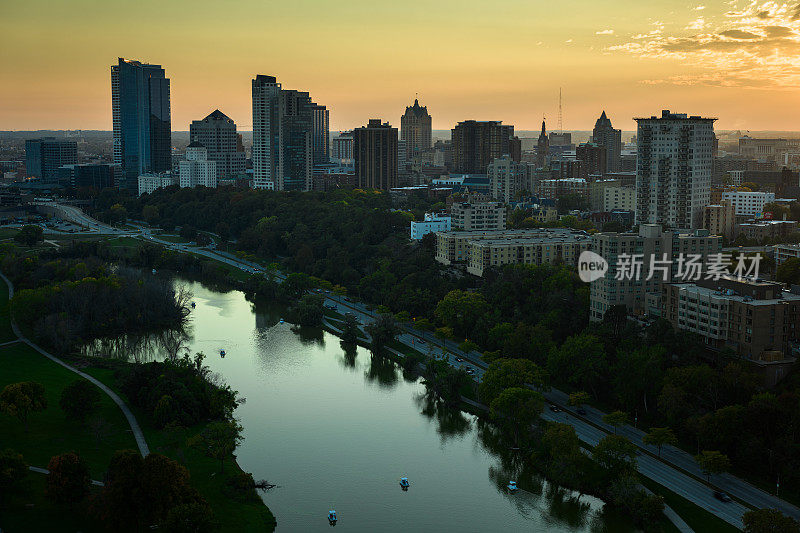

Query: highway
left=43, top=202, right=800, bottom=529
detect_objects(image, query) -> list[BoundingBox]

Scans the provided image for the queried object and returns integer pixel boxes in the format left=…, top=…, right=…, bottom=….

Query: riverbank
left=0, top=248, right=276, bottom=532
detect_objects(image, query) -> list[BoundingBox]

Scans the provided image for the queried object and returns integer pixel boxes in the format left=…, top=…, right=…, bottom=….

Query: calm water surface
left=171, top=281, right=638, bottom=532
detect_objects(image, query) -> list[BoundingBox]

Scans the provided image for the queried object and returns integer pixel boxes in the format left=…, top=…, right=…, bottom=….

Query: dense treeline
left=2, top=250, right=188, bottom=353
left=117, top=352, right=240, bottom=429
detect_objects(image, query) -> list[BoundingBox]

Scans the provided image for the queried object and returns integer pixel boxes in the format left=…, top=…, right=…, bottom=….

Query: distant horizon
left=5, top=1, right=800, bottom=131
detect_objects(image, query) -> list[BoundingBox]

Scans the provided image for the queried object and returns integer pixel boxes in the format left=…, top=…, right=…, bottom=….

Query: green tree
left=45, top=452, right=90, bottom=504
left=365, top=313, right=400, bottom=353
left=0, top=448, right=27, bottom=504
left=109, top=203, right=128, bottom=224
left=434, top=290, right=488, bottom=338
left=643, top=427, right=677, bottom=458
left=568, top=391, right=590, bottom=410
left=163, top=502, right=217, bottom=533
left=0, top=381, right=47, bottom=430
left=743, top=509, right=800, bottom=533
left=142, top=204, right=160, bottom=225
left=189, top=420, right=243, bottom=473
left=59, top=379, right=101, bottom=424
left=547, top=333, right=607, bottom=397
left=593, top=435, right=638, bottom=478
left=602, top=410, right=629, bottom=435
left=479, top=358, right=549, bottom=405
left=490, top=387, right=544, bottom=444
left=695, top=450, right=730, bottom=484
left=777, top=257, right=800, bottom=285
left=14, top=225, right=43, bottom=246
left=288, top=294, right=324, bottom=326
left=340, top=313, right=361, bottom=345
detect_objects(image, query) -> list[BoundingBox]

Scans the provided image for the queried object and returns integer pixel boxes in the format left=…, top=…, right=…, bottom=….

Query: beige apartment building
left=603, top=185, right=636, bottom=212
left=703, top=202, right=735, bottom=240
left=590, top=224, right=722, bottom=321
left=436, top=228, right=589, bottom=271
left=450, top=201, right=507, bottom=231
left=466, top=232, right=591, bottom=276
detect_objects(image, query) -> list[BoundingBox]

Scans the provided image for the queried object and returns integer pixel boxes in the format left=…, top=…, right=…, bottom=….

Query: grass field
left=640, top=477, right=741, bottom=533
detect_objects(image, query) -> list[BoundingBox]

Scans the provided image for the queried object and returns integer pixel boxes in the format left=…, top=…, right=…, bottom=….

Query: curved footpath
left=0, top=271, right=149, bottom=457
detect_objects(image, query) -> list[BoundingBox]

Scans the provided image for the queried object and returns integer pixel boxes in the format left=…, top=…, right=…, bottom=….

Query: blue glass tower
left=112, top=58, right=171, bottom=191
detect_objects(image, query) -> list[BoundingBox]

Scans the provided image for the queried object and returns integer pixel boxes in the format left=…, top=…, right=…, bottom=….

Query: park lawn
left=0, top=343, right=138, bottom=479
left=1, top=474, right=105, bottom=532
left=640, top=477, right=741, bottom=533
left=82, top=365, right=277, bottom=532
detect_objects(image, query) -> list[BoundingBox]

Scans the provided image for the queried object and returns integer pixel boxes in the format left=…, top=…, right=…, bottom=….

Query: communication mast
left=557, top=88, right=563, bottom=134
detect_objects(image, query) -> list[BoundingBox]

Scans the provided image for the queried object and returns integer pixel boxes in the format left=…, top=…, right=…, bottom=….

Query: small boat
left=151, top=269, right=157, bottom=274
left=328, top=510, right=337, bottom=525
left=399, top=477, right=410, bottom=490
left=279, top=318, right=285, bottom=324
left=220, top=350, right=226, bottom=358
left=507, top=481, right=518, bottom=492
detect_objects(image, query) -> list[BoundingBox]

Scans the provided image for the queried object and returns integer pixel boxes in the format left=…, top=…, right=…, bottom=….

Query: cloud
left=606, top=1, right=800, bottom=88
left=694, top=5, right=706, bottom=10
left=596, top=29, right=615, bottom=35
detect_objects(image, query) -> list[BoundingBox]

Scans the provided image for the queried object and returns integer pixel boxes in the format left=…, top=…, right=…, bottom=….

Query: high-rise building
left=451, top=120, right=520, bottom=174
left=332, top=132, right=354, bottom=163
left=635, top=110, right=715, bottom=229
left=488, top=155, right=528, bottom=203
left=536, top=120, right=549, bottom=169
left=576, top=142, right=607, bottom=178
left=400, top=98, right=432, bottom=159
left=251, top=75, right=317, bottom=191
left=111, top=58, right=171, bottom=191
left=57, top=163, right=116, bottom=190
left=591, top=111, right=622, bottom=173
left=312, top=104, right=330, bottom=165
left=25, top=138, right=77, bottom=183
left=189, top=110, right=246, bottom=179
left=179, top=143, right=217, bottom=189
left=353, top=119, right=398, bottom=190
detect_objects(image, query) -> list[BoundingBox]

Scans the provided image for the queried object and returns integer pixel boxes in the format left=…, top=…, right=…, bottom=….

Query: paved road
left=45, top=203, right=800, bottom=529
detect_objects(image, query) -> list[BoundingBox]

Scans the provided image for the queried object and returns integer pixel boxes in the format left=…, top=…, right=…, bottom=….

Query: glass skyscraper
left=111, top=58, right=171, bottom=191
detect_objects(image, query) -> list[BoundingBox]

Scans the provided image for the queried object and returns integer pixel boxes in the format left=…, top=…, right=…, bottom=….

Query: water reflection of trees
left=338, top=343, right=358, bottom=369
left=414, top=390, right=471, bottom=443
left=81, top=326, right=191, bottom=363
left=363, top=351, right=398, bottom=388
left=476, top=418, right=598, bottom=532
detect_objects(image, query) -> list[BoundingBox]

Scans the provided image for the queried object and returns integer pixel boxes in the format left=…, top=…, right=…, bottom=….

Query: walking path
left=0, top=271, right=149, bottom=457
left=28, top=466, right=104, bottom=487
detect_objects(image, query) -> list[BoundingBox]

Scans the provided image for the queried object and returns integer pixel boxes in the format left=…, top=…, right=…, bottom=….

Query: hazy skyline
left=3, top=0, right=800, bottom=132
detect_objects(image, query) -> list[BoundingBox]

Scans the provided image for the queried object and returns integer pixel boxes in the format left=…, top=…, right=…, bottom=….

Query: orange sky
left=3, top=0, right=800, bottom=132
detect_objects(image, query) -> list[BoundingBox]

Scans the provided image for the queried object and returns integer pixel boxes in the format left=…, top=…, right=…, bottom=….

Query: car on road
left=325, top=305, right=336, bottom=310
left=549, top=404, right=561, bottom=412
left=455, top=357, right=463, bottom=362
left=416, top=338, right=426, bottom=344
left=713, top=491, right=732, bottom=503
left=465, top=368, right=474, bottom=374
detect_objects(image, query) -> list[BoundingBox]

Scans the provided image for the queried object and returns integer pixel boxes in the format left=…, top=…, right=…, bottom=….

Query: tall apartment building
left=111, top=58, right=171, bottom=191
left=138, top=173, right=177, bottom=196
left=720, top=190, right=776, bottom=216
left=450, top=201, right=506, bottom=231
left=251, top=75, right=318, bottom=191
left=603, top=185, right=636, bottom=212
left=312, top=104, right=330, bottom=165
left=536, top=178, right=588, bottom=201
left=25, top=138, right=77, bottom=183
left=179, top=143, right=217, bottom=189
left=57, top=163, right=116, bottom=190
left=576, top=142, right=607, bottom=177
left=591, top=111, right=622, bottom=173
left=662, top=277, right=800, bottom=363
left=353, top=119, right=398, bottom=190
left=703, top=202, right=735, bottom=240
left=451, top=120, right=521, bottom=173
left=488, top=155, right=528, bottom=203
left=400, top=98, right=432, bottom=159
left=589, top=224, right=722, bottom=321
left=189, top=109, right=245, bottom=179
left=332, top=132, right=354, bottom=163
left=635, top=110, right=715, bottom=229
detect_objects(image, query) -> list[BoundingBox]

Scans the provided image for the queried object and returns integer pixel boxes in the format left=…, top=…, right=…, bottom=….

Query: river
left=120, top=279, right=640, bottom=532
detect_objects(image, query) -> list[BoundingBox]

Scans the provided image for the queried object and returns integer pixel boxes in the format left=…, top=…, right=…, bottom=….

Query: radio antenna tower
left=557, top=87, right=563, bottom=134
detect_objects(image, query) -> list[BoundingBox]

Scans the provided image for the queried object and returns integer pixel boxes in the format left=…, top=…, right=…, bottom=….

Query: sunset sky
left=3, top=0, right=800, bottom=132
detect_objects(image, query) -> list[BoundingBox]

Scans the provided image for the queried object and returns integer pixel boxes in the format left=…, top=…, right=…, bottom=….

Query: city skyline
left=5, top=0, right=800, bottom=132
